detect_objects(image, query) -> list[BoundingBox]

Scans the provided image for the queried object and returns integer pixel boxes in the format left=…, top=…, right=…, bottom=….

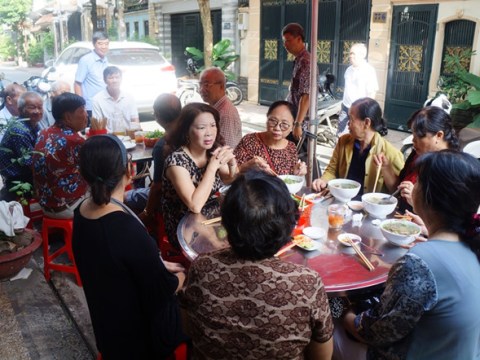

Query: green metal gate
left=384, top=4, right=438, bottom=130
left=259, top=0, right=371, bottom=105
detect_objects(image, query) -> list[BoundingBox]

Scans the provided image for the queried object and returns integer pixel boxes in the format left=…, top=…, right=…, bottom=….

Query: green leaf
left=467, top=90, right=480, bottom=106
left=466, top=113, right=480, bottom=128
left=453, top=101, right=472, bottom=110
left=458, top=72, right=480, bottom=90
left=185, top=47, right=204, bottom=61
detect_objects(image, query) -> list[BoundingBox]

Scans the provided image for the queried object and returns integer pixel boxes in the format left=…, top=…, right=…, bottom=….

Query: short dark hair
left=92, top=31, right=108, bottom=45
left=103, top=66, right=121, bottom=82
left=282, top=23, right=305, bottom=42
left=165, top=102, right=224, bottom=155
left=52, top=92, right=86, bottom=123
left=414, top=150, right=480, bottom=254
left=267, top=100, right=296, bottom=119
left=153, top=93, right=181, bottom=128
left=221, top=170, right=299, bottom=260
left=79, top=135, right=128, bottom=205
left=350, top=97, right=388, bottom=136
left=407, top=106, right=459, bottom=150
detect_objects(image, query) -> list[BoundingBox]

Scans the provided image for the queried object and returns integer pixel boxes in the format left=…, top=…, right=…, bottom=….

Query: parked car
left=42, top=41, right=177, bottom=113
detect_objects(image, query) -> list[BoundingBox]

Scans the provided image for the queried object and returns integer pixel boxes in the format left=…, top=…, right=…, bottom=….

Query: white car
left=42, top=41, right=177, bottom=113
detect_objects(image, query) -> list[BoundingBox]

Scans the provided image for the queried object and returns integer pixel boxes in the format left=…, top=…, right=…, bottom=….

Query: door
left=171, top=11, right=222, bottom=78
left=384, top=4, right=438, bottom=130
left=259, top=0, right=371, bottom=105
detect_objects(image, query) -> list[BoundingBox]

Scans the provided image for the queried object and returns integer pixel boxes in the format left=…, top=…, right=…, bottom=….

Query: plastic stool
left=97, top=342, right=188, bottom=360
left=42, top=216, right=82, bottom=286
left=22, top=199, right=44, bottom=229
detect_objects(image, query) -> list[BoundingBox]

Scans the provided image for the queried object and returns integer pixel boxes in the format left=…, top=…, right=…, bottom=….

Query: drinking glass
left=328, top=204, right=345, bottom=229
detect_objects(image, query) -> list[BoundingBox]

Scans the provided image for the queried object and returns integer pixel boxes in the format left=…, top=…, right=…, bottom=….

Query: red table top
left=177, top=201, right=407, bottom=297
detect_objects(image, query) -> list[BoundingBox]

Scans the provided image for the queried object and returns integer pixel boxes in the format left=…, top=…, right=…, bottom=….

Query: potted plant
left=439, top=50, right=480, bottom=130
left=143, top=129, right=164, bottom=148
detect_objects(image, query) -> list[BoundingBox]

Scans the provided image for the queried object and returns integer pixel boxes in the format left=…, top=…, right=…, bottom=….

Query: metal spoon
left=379, top=188, right=401, bottom=205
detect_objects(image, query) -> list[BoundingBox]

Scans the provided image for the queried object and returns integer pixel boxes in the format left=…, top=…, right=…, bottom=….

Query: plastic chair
left=463, top=140, right=480, bottom=159
left=96, top=342, right=188, bottom=360
left=42, top=216, right=82, bottom=286
left=155, top=212, right=190, bottom=268
left=22, top=198, right=44, bottom=229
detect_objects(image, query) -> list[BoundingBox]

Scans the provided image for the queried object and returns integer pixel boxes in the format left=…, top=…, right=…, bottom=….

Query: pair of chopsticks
left=345, top=236, right=375, bottom=271
left=299, top=194, right=306, bottom=211
left=394, top=212, right=413, bottom=221
left=201, top=216, right=221, bottom=225
left=274, top=241, right=296, bottom=257
left=372, top=146, right=384, bottom=193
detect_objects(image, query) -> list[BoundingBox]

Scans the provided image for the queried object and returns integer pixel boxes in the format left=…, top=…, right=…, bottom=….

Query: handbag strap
left=256, top=133, right=277, bottom=173
left=110, top=198, right=146, bottom=229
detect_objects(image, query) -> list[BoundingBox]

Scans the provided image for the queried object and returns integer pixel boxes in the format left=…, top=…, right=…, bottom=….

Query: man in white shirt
left=337, top=43, right=378, bottom=136
left=92, top=66, right=139, bottom=133
left=0, top=83, right=26, bottom=142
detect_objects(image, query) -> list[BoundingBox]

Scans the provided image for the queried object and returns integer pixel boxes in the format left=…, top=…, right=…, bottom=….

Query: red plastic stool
left=97, top=342, right=188, bottom=359
left=22, top=199, right=44, bottom=229
left=42, top=216, right=82, bottom=286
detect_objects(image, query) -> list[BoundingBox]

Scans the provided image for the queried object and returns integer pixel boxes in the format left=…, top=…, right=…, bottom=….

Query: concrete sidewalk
left=0, top=101, right=410, bottom=360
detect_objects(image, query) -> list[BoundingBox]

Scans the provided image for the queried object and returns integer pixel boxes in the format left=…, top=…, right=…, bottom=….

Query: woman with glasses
left=234, top=100, right=307, bottom=175
left=72, top=135, right=186, bottom=359
left=312, top=97, right=403, bottom=196
left=161, top=102, right=237, bottom=249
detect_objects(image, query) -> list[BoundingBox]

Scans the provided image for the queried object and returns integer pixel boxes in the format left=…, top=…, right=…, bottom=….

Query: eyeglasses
left=199, top=81, right=223, bottom=88
left=267, top=117, right=292, bottom=131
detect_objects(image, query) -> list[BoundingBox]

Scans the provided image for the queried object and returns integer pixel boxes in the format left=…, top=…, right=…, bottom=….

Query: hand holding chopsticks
left=345, top=236, right=375, bottom=271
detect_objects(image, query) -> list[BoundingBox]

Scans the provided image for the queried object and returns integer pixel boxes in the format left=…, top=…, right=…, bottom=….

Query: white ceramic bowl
left=328, top=179, right=361, bottom=203
left=362, top=193, right=398, bottom=219
left=279, top=175, right=304, bottom=194
left=380, top=219, right=421, bottom=246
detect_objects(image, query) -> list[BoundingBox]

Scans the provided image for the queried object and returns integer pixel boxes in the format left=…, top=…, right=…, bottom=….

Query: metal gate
left=259, top=0, right=371, bottom=105
left=384, top=4, right=438, bottom=130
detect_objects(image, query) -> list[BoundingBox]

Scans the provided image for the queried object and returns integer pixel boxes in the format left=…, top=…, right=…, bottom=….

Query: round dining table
left=177, top=197, right=408, bottom=298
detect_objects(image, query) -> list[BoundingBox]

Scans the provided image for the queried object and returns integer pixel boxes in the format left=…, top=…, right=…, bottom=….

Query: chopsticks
left=346, top=236, right=375, bottom=271
left=372, top=164, right=382, bottom=193
left=201, top=216, right=222, bottom=225
left=394, top=212, right=413, bottom=221
left=274, top=241, right=296, bottom=257
left=299, top=194, right=306, bottom=211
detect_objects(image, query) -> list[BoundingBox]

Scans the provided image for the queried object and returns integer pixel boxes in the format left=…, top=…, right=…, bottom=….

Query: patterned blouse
left=234, top=132, right=299, bottom=175
left=161, top=148, right=222, bottom=248
left=180, top=249, right=334, bottom=359
left=355, top=241, right=480, bottom=360
left=32, top=125, right=87, bottom=209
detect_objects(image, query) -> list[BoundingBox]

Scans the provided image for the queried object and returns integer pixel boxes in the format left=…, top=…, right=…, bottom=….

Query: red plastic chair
left=155, top=212, right=190, bottom=268
left=96, top=342, right=188, bottom=359
left=42, top=216, right=82, bottom=286
left=22, top=198, right=44, bottom=229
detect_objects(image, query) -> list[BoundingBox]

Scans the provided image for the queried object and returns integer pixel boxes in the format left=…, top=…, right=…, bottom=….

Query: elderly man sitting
left=32, top=93, right=88, bottom=218
left=0, top=91, right=43, bottom=201
left=39, top=80, right=71, bottom=130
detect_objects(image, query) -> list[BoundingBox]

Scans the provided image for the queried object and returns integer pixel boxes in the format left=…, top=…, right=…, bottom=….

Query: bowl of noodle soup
left=380, top=219, right=421, bottom=246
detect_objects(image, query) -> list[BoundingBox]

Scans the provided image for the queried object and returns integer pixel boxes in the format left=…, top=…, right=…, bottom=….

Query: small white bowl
left=278, top=175, right=304, bottom=194
left=380, top=219, right=421, bottom=246
left=337, top=233, right=361, bottom=246
left=303, top=227, right=326, bottom=240
left=348, top=200, right=364, bottom=212
left=362, top=193, right=398, bottom=219
left=328, top=179, right=361, bottom=203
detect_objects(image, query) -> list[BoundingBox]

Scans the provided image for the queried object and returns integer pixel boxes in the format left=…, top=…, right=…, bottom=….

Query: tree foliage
left=0, top=0, right=32, bottom=31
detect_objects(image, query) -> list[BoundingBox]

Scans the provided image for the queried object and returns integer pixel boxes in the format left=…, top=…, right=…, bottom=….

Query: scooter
left=316, top=70, right=342, bottom=148
left=178, top=55, right=244, bottom=106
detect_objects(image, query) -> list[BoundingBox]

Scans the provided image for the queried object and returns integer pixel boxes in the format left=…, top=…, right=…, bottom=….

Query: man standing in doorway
left=337, top=43, right=378, bottom=136
left=282, top=23, right=310, bottom=143
left=199, top=67, right=242, bottom=148
left=74, top=31, right=109, bottom=118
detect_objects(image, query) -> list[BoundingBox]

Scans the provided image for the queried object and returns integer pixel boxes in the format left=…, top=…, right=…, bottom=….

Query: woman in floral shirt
left=234, top=100, right=306, bottom=176
left=341, top=151, right=480, bottom=360
left=181, top=171, right=333, bottom=359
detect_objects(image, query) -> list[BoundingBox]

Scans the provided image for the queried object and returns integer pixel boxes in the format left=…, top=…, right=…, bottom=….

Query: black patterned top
left=180, top=248, right=334, bottom=359
left=161, top=148, right=222, bottom=248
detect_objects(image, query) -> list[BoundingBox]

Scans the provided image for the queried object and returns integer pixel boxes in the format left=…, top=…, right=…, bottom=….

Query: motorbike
left=178, top=55, right=244, bottom=106
left=315, top=70, right=342, bottom=148
left=23, top=75, right=52, bottom=100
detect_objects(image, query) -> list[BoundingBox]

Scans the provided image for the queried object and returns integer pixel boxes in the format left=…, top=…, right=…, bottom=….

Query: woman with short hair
left=72, top=135, right=186, bottom=359
left=312, top=97, right=404, bottom=196
left=181, top=171, right=334, bottom=359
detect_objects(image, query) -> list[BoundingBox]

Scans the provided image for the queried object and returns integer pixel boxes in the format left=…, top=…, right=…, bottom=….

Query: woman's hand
left=312, top=178, right=328, bottom=192
left=293, top=160, right=307, bottom=176
left=405, top=210, right=429, bottom=238
left=163, top=260, right=185, bottom=274
left=398, top=181, right=414, bottom=206
left=211, top=146, right=235, bottom=170
left=292, top=124, right=303, bottom=141
left=373, top=153, right=389, bottom=168
left=243, top=156, right=272, bottom=174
